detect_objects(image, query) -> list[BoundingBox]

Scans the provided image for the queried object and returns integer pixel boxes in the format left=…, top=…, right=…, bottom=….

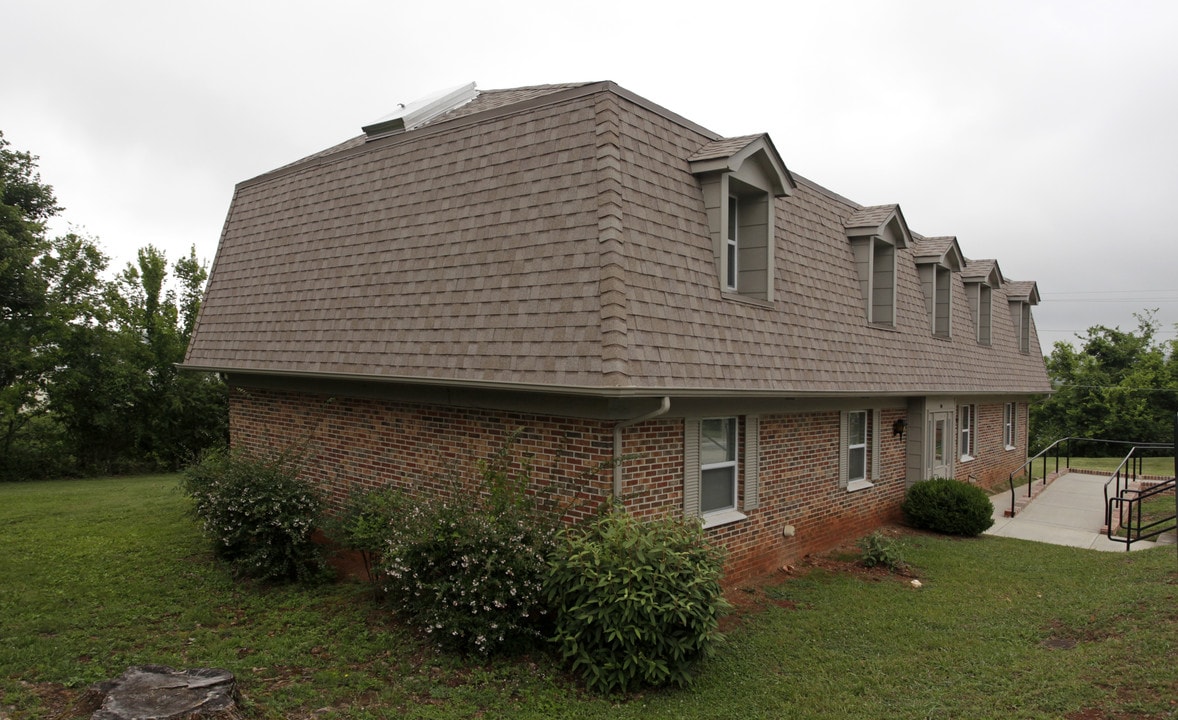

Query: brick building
left=183, top=82, right=1051, bottom=583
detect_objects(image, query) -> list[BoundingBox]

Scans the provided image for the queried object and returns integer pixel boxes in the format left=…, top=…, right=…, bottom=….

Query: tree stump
left=67, top=665, right=243, bottom=720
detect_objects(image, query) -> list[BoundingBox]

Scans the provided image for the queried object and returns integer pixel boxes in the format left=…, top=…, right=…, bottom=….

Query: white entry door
left=928, top=410, right=955, bottom=479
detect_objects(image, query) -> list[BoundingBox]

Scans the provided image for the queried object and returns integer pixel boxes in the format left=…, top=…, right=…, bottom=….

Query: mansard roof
left=184, top=81, right=1050, bottom=397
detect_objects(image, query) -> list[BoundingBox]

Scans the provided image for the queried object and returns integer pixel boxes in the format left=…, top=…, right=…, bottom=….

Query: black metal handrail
left=1105, top=477, right=1177, bottom=549
left=1008, top=437, right=1173, bottom=518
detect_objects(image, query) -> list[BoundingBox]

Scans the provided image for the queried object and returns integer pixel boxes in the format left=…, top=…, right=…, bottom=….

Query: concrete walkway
left=986, top=471, right=1175, bottom=551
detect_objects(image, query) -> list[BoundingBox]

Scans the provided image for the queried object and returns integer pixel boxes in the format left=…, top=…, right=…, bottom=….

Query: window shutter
left=743, top=415, right=759, bottom=510
left=838, top=411, right=849, bottom=488
left=871, top=409, right=882, bottom=481
left=683, top=418, right=700, bottom=518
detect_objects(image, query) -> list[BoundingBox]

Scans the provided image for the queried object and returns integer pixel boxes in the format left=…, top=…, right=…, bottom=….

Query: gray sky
left=5, top=0, right=1177, bottom=349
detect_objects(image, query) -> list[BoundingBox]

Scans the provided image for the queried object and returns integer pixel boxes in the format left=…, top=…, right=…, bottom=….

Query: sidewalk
left=985, top=471, right=1175, bottom=551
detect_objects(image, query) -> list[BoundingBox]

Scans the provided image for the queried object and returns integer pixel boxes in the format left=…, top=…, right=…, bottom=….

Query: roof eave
left=179, top=364, right=1051, bottom=399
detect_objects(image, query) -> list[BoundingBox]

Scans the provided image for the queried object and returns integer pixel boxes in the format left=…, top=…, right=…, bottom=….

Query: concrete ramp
left=986, top=472, right=1173, bottom=551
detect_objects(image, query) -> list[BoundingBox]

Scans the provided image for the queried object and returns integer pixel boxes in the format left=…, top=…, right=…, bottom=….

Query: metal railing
left=1008, top=437, right=1172, bottom=519
left=1105, top=476, right=1177, bottom=549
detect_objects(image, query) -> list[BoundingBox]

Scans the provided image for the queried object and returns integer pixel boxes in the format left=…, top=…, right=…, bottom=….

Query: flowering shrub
left=181, top=447, right=326, bottom=583
left=546, top=505, right=728, bottom=693
left=380, top=437, right=558, bottom=655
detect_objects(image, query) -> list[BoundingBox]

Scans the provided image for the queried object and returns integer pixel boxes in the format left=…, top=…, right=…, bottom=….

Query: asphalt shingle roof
left=184, top=82, right=1051, bottom=397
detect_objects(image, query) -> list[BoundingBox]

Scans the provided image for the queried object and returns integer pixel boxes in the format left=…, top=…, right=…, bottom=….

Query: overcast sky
left=5, top=0, right=1177, bottom=349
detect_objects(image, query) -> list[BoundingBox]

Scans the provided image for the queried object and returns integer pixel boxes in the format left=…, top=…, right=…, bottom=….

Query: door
left=928, top=410, right=954, bottom=479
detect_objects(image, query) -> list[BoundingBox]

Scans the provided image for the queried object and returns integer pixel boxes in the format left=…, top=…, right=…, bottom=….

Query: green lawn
left=1027, top=454, right=1176, bottom=481
left=2, top=476, right=1177, bottom=719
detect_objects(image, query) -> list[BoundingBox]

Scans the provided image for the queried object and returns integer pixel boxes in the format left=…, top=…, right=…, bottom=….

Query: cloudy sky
left=5, top=0, right=1176, bottom=349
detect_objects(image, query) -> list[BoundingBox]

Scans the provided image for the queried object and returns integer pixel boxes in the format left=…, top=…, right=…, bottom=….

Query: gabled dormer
left=962, top=259, right=1003, bottom=346
left=912, top=236, right=964, bottom=339
left=690, top=134, right=794, bottom=303
left=845, top=205, right=912, bottom=327
left=1005, top=280, right=1040, bottom=354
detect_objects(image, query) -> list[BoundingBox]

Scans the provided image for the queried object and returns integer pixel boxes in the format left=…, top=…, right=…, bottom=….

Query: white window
left=840, top=409, right=880, bottom=491
left=848, top=411, right=867, bottom=482
left=684, top=416, right=759, bottom=527
left=959, top=404, right=975, bottom=460
left=725, top=195, right=739, bottom=291
left=1004, top=403, right=1017, bottom=450
left=700, top=418, right=737, bottom=513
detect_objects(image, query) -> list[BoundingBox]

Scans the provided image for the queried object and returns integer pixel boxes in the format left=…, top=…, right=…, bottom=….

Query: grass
left=1026, top=455, right=1176, bottom=481
left=2, top=476, right=1177, bottom=719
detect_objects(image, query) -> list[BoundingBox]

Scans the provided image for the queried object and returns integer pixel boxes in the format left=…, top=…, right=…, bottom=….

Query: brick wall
left=954, top=401, right=1029, bottom=491
left=230, top=386, right=928, bottom=586
left=229, top=386, right=615, bottom=524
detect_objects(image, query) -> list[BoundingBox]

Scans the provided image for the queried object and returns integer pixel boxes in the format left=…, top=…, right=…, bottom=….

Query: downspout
left=612, top=397, right=671, bottom=500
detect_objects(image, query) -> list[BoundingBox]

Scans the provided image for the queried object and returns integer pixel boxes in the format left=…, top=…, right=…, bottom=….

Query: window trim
left=959, top=404, right=975, bottom=461
left=700, top=417, right=737, bottom=515
left=684, top=416, right=759, bottom=528
left=840, top=409, right=881, bottom=492
left=1003, top=402, right=1017, bottom=450
left=725, top=195, right=739, bottom=291
left=932, top=264, right=952, bottom=338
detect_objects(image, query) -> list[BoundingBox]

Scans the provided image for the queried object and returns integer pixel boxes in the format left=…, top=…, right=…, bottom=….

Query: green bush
left=325, top=485, right=405, bottom=591
left=181, top=447, right=327, bottom=583
left=857, top=531, right=906, bottom=572
left=903, top=477, right=995, bottom=536
left=380, top=438, right=557, bottom=655
left=546, top=505, right=729, bottom=693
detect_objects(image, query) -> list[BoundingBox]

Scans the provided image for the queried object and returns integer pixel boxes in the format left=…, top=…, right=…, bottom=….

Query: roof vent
left=362, top=82, right=478, bottom=138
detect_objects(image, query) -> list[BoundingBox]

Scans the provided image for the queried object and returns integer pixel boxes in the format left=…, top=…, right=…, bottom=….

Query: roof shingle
left=185, top=82, right=1050, bottom=397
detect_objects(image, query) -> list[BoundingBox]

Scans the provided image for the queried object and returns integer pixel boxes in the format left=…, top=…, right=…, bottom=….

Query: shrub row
left=182, top=441, right=729, bottom=693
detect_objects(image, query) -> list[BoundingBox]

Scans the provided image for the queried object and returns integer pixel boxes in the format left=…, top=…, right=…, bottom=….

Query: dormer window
left=914, top=236, right=964, bottom=339
left=963, top=259, right=1002, bottom=346
left=690, top=134, right=794, bottom=303
left=726, top=195, right=738, bottom=290
left=845, top=205, right=912, bottom=328
left=976, top=285, right=993, bottom=345
left=1006, top=280, right=1041, bottom=354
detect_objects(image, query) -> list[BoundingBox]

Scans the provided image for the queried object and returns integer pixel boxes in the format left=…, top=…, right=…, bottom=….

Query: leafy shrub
left=325, top=485, right=405, bottom=591
left=181, top=447, right=326, bottom=583
left=546, top=505, right=729, bottom=693
left=903, top=477, right=995, bottom=536
left=857, top=531, right=907, bottom=572
left=380, top=437, right=558, bottom=655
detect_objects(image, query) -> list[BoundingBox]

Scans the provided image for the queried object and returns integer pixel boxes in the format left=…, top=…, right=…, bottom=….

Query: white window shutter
left=743, top=415, right=759, bottom=510
left=683, top=418, right=700, bottom=518
left=871, top=409, right=882, bottom=481
left=838, top=410, right=849, bottom=488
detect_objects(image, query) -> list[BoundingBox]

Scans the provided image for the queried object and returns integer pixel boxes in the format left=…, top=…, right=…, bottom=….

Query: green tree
left=0, top=131, right=226, bottom=478
left=105, top=245, right=226, bottom=470
left=0, top=131, right=72, bottom=477
left=1031, top=312, right=1178, bottom=454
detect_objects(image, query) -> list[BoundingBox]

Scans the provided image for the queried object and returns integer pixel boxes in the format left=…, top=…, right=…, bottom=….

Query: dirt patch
left=719, top=524, right=926, bottom=632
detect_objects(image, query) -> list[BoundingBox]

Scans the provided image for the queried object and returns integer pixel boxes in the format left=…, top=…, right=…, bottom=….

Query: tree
left=1031, top=311, right=1178, bottom=454
left=0, top=131, right=226, bottom=479
left=0, top=131, right=73, bottom=477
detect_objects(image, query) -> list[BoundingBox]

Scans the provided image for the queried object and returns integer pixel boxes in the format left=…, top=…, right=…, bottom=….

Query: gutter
left=612, top=396, right=671, bottom=499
